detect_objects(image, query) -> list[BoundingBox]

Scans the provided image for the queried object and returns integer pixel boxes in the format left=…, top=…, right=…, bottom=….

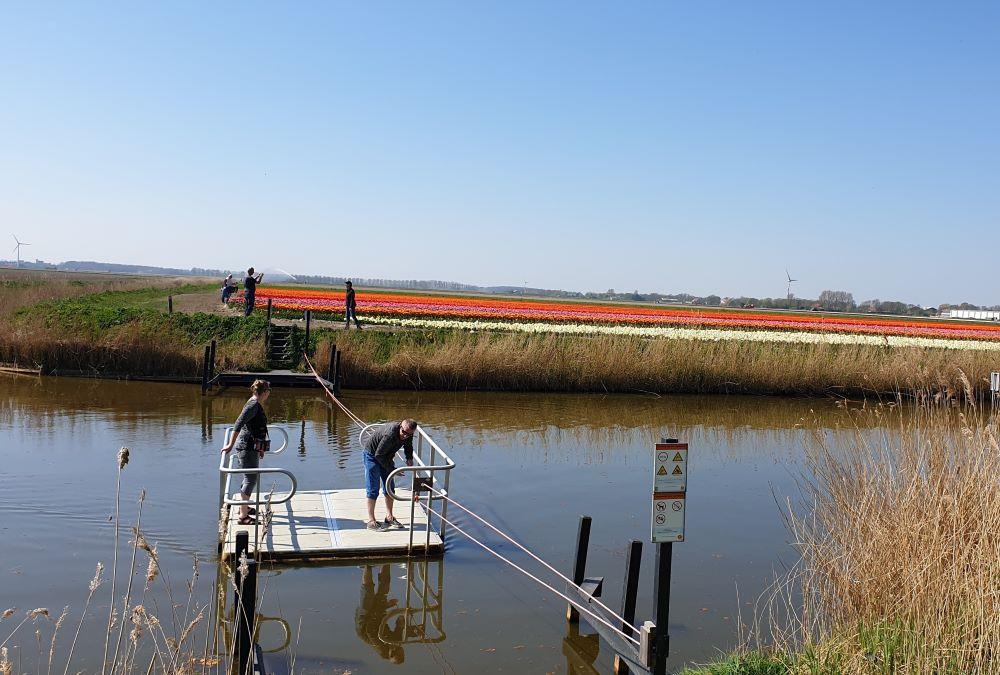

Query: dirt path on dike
left=168, top=291, right=406, bottom=332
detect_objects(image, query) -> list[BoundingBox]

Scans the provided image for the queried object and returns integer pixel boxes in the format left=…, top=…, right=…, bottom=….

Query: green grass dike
left=2, top=279, right=999, bottom=399
left=1, top=284, right=270, bottom=377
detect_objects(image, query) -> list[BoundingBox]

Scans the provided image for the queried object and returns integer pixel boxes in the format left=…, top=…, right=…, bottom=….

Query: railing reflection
left=356, top=559, right=446, bottom=664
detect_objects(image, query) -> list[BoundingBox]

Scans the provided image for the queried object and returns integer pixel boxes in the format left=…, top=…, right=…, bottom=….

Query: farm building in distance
left=941, top=309, right=1000, bottom=321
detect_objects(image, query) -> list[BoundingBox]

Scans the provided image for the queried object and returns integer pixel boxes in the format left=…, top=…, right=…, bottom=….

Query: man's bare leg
left=384, top=494, right=395, bottom=522
left=366, top=497, right=378, bottom=524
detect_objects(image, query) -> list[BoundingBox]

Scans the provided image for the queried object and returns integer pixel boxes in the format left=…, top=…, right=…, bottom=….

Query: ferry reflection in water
left=355, top=559, right=446, bottom=664
left=215, top=557, right=447, bottom=671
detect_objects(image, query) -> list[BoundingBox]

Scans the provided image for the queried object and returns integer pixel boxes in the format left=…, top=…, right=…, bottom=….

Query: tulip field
left=237, top=286, right=1000, bottom=351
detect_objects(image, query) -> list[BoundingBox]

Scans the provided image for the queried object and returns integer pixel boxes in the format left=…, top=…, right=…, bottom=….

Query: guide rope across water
left=302, top=353, right=645, bottom=647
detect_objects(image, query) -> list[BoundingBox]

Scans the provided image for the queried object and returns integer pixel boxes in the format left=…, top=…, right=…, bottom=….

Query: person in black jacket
left=362, top=419, right=416, bottom=531
left=345, top=280, right=362, bottom=330
left=243, top=267, right=264, bottom=317
left=221, top=379, right=271, bottom=524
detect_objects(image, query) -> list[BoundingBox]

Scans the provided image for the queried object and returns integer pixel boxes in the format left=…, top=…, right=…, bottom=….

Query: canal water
left=0, top=375, right=865, bottom=673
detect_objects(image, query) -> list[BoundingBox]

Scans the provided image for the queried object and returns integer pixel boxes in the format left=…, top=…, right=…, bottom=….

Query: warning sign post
left=648, top=438, right=688, bottom=675
left=652, top=441, right=688, bottom=541
left=651, top=492, right=685, bottom=542
left=654, top=442, right=687, bottom=492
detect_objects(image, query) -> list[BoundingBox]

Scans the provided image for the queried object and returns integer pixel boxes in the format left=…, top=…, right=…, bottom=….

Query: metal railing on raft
left=218, top=425, right=296, bottom=551
left=359, top=422, right=456, bottom=555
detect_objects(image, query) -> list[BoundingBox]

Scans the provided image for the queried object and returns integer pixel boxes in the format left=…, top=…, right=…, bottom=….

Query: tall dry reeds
left=324, top=331, right=999, bottom=398
left=770, top=387, right=1000, bottom=672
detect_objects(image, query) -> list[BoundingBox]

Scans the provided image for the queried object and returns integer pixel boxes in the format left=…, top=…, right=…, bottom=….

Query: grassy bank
left=0, top=273, right=267, bottom=376
left=3, top=270, right=998, bottom=397
left=319, top=329, right=999, bottom=398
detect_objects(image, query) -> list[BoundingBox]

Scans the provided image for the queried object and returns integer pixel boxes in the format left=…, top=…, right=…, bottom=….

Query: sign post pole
left=653, top=542, right=672, bottom=675
left=650, top=436, right=687, bottom=674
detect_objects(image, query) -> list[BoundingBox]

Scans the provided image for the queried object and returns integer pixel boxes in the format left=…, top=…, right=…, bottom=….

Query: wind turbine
left=785, top=269, right=798, bottom=302
left=11, top=235, right=30, bottom=269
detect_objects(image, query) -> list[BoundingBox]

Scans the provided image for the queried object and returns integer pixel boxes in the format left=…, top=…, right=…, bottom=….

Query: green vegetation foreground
left=1, top=270, right=997, bottom=398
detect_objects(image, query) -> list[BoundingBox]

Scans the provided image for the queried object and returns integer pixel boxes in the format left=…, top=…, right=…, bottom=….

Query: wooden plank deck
left=222, top=488, right=444, bottom=562
left=212, top=369, right=329, bottom=388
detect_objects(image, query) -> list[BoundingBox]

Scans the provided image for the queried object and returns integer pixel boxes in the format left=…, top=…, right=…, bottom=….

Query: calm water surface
left=0, top=375, right=865, bottom=673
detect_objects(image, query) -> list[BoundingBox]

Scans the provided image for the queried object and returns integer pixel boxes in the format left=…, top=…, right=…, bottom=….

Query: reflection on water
left=3, top=374, right=882, bottom=671
left=562, top=623, right=601, bottom=675
left=355, top=559, right=446, bottom=665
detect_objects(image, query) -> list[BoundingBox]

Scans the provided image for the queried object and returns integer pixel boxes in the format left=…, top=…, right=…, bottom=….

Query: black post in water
left=201, top=345, right=211, bottom=394
left=209, top=340, right=217, bottom=382
left=566, top=515, right=592, bottom=622
left=326, top=343, right=337, bottom=382
left=653, top=542, right=672, bottom=675
left=232, top=531, right=256, bottom=675
left=168, top=295, right=173, bottom=314
left=304, top=310, right=311, bottom=357
left=613, top=540, right=643, bottom=675
left=334, top=348, right=342, bottom=394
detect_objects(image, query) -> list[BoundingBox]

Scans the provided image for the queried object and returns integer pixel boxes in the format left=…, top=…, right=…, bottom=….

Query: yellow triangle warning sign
left=656, top=465, right=668, bottom=476
left=672, top=465, right=683, bottom=475
left=672, top=452, right=684, bottom=462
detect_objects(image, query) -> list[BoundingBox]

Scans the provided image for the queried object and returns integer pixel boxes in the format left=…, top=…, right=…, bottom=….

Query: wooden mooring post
left=304, top=310, right=311, bottom=358
left=232, top=531, right=257, bottom=675
left=266, top=298, right=273, bottom=323
left=567, top=515, right=592, bottom=622
left=201, top=345, right=211, bottom=394
left=209, top=339, right=217, bottom=383
left=613, top=540, right=643, bottom=675
left=334, top=347, right=342, bottom=394
left=652, top=543, right=672, bottom=675
left=326, top=343, right=337, bottom=383
left=563, top=519, right=663, bottom=674
left=168, top=295, right=173, bottom=314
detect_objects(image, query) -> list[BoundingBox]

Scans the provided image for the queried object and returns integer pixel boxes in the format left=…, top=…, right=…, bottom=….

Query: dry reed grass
left=759, top=388, right=1000, bottom=673
left=1, top=446, right=237, bottom=675
left=0, top=270, right=187, bottom=318
left=324, top=332, right=1000, bottom=398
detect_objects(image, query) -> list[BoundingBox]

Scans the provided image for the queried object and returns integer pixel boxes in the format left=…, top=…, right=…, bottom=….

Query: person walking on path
left=362, top=419, right=416, bottom=531
left=221, top=379, right=271, bottom=524
left=243, top=267, right=264, bottom=316
left=345, top=280, right=362, bottom=329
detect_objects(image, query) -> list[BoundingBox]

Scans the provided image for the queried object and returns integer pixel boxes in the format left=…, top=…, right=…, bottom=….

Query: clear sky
left=1, top=2, right=997, bottom=306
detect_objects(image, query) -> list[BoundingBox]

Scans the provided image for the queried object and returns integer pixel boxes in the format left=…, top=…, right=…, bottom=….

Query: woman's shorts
left=235, top=446, right=259, bottom=495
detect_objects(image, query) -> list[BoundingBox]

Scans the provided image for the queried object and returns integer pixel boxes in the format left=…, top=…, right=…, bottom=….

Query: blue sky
left=1, top=2, right=997, bottom=306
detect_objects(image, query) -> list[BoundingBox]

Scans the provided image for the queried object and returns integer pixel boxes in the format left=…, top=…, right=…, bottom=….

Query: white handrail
left=218, top=425, right=296, bottom=510
left=359, top=423, right=456, bottom=553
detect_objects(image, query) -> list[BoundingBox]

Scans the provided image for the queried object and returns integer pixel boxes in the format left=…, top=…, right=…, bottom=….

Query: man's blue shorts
left=362, top=451, right=395, bottom=499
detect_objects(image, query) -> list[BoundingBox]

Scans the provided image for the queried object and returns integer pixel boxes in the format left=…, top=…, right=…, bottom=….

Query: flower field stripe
left=358, top=315, right=1000, bottom=351
left=238, top=287, right=1000, bottom=343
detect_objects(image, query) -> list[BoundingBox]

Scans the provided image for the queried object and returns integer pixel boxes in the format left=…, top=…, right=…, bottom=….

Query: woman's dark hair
left=247, top=267, right=255, bottom=275
left=250, top=379, right=270, bottom=396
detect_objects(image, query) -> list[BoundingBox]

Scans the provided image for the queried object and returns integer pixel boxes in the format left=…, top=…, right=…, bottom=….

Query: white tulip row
left=359, top=315, right=1000, bottom=352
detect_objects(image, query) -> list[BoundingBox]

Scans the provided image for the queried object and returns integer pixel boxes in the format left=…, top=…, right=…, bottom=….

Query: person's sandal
left=383, top=516, right=405, bottom=530
left=237, top=515, right=257, bottom=525
left=366, top=520, right=386, bottom=532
